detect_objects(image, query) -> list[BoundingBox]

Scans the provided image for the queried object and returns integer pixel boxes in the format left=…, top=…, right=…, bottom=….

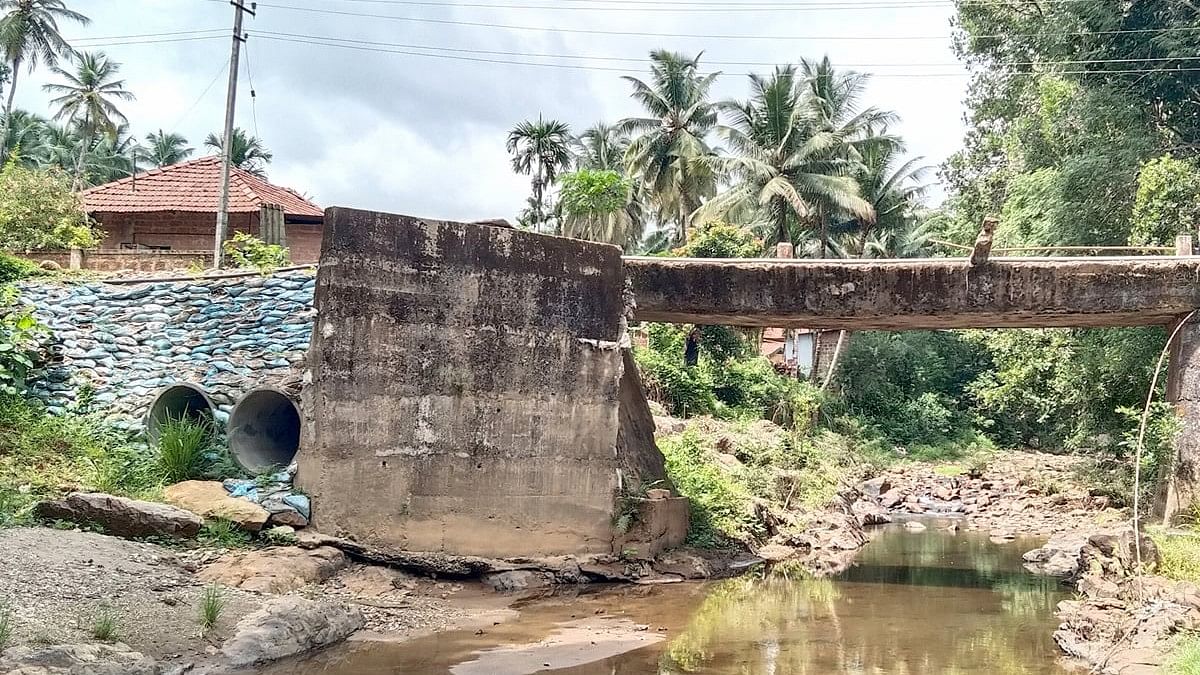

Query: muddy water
left=285, top=523, right=1073, bottom=674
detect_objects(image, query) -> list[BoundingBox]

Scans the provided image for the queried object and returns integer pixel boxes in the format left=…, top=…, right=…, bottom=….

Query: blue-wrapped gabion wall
left=18, top=270, right=315, bottom=431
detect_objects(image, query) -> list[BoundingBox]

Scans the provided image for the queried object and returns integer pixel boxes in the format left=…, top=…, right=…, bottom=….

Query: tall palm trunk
left=0, top=58, right=21, bottom=157
left=72, top=127, right=91, bottom=190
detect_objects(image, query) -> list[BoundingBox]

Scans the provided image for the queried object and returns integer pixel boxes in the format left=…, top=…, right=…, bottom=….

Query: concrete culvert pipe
left=147, top=383, right=217, bottom=444
left=229, top=387, right=302, bottom=473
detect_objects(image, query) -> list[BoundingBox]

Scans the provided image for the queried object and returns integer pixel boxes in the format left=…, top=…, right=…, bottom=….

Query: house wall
left=91, top=211, right=323, bottom=264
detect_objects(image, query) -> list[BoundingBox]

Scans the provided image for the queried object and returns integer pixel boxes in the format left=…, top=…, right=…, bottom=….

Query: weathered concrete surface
left=298, top=208, right=671, bottom=558
left=625, top=256, right=1200, bottom=329
left=1160, top=316, right=1200, bottom=523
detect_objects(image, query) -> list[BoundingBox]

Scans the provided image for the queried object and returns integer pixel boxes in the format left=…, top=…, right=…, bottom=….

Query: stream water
left=283, top=522, right=1075, bottom=674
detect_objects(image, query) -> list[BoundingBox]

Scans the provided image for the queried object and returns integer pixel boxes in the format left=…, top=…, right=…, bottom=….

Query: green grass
left=198, top=519, right=252, bottom=548
left=198, top=584, right=225, bottom=636
left=155, top=414, right=212, bottom=484
left=1168, top=634, right=1200, bottom=674
left=89, top=606, right=119, bottom=642
left=0, top=600, right=13, bottom=649
left=0, top=396, right=159, bottom=527
left=1151, top=530, right=1200, bottom=583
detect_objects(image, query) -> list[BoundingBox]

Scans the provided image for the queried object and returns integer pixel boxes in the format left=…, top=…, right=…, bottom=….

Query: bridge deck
left=624, top=256, right=1200, bottom=330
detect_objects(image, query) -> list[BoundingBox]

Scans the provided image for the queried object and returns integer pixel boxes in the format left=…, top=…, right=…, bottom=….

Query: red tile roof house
left=81, top=156, right=324, bottom=264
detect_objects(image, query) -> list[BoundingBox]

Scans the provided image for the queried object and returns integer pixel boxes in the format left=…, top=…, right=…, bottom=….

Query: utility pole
left=213, top=0, right=255, bottom=269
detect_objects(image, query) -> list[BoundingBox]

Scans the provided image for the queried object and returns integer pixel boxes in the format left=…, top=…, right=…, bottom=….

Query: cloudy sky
left=13, top=0, right=971, bottom=221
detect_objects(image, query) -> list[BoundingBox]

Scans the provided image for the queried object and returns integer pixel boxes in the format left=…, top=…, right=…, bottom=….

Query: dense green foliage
left=223, top=231, right=290, bottom=272
left=0, top=285, right=44, bottom=395
left=155, top=414, right=214, bottom=484
left=0, top=158, right=96, bottom=249
left=0, top=250, right=40, bottom=283
left=1130, top=155, right=1200, bottom=247
left=558, top=169, right=636, bottom=246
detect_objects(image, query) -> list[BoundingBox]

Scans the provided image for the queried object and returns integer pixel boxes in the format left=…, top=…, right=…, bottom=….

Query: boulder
left=33, top=492, right=203, bottom=539
left=1022, top=531, right=1091, bottom=577
left=198, top=546, right=348, bottom=594
left=857, top=476, right=892, bottom=498
left=261, top=497, right=309, bottom=528
left=851, top=499, right=892, bottom=526
left=0, top=642, right=158, bottom=675
left=482, top=570, right=554, bottom=592
left=756, top=543, right=798, bottom=562
left=221, top=596, right=363, bottom=667
left=164, top=480, right=270, bottom=532
left=879, top=489, right=904, bottom=509
left=903, top=521, right=927, bottom=531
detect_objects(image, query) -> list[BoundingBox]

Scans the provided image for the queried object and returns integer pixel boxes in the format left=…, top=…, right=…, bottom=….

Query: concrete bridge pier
left=296, top=208, right=675, bottom=559
left=1160, top=315, right=1200, bottom=523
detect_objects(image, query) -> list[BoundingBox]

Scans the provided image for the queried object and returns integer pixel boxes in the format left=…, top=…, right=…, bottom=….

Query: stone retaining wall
left=18, top=271, right=315, bottom=430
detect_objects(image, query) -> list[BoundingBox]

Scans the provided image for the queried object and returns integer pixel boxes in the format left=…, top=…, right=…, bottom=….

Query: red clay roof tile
left=81, top=156, right=323, bottom=218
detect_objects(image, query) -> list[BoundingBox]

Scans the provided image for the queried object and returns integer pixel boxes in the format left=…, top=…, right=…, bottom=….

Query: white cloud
left=11, top=0, right=971, bottom=217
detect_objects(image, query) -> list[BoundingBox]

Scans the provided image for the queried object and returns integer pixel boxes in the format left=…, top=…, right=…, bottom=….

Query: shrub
left=1152, top=531, right=1200, bottom=584
left=0, top=285, right=47, bottom=396
left=0, top=396, right=157, bottom=523
left=634, top=347, right=717, bottom=417
left=660, top=430, right=760, bottom=547
left=155, top=414, right=213, bottom=484
left=223, top=232, right=290, bottom=271
left=0, top=160, right=97, bottom=250
left=0, top=252, right=42, bottom=284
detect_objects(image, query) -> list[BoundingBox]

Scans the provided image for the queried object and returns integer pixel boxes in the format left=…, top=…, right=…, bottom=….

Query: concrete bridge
left=296, top=209, right=1200, bottom=559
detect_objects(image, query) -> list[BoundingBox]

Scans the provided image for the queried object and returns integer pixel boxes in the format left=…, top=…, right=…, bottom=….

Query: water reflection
left=265, top=523, right=1073, bottom=675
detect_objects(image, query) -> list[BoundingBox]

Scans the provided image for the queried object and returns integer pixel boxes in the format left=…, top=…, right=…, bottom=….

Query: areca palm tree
left=505, top=116, right=573, bottom=233
left=141, top=129, right=192, bottom=167
left=619, top=50, right=720, bottom=244
left=0, top=0, right=89, bottom=155
left=204, top=127, right=272, bottom=177
left=699, top=66, right=873, bottom=248
left=42, top=50, right=133, bottom=184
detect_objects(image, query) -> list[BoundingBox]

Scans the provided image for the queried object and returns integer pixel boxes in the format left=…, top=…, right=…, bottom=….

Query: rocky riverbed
left=0, top=526, right=510, bottom=674
left=853, top=450, right=1124, bottom=539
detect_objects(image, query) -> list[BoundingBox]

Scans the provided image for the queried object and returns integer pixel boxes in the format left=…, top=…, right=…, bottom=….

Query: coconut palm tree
left=141, top=129, right=192, bottom=167
left=837, top=138, right=931, bottom=257
left=0, top=0, right=89, bottom=155
left=1, top=107, right=45, bottom=164
left=800, top=57, right=901, bottom=255
left=506, top=116, right=573, bottom=233
left=573, top=122, right=628, bottom=172
left=204, top=127, right=273, bottom=177
left=619, top=50, right=720, bottom=244
left=42, top=50, right=133, bottom=184
left=698, top=66, right=873, bottom=248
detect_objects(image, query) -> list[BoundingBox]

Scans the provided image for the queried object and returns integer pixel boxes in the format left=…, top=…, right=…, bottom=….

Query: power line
left=251, top=2, right=1200, bottom=41
left=252, top=29, right=1200, bottom=70
left=279, top=0, right=1100, bottom=12
left=254, top=33, right=1200, bottom=78
left=243, top=38, right=261, bottom=139
left=172, top=57, right=231, bottom=129
left=69, top=28, right=227, bottom=41
left=69, top=35, right=226, bottom=48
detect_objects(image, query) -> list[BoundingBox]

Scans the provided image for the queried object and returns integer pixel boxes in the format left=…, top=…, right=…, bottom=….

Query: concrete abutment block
left=297, top=208, right=675, bottom=558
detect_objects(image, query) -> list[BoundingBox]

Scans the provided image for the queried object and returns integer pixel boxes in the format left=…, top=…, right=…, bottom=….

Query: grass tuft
left=1151, top=531, right=1200, bottom=583
left=1168, top=634, right=1200, bottom=674
left=90, top=606, right=119, bottom=642
left=198, top=584, right=225, bottom=636
left=0, top=600, right=13, bottom=649
left=155, top=414, right=212, bottom=484
left=198, top=518, right=252, bottom=548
